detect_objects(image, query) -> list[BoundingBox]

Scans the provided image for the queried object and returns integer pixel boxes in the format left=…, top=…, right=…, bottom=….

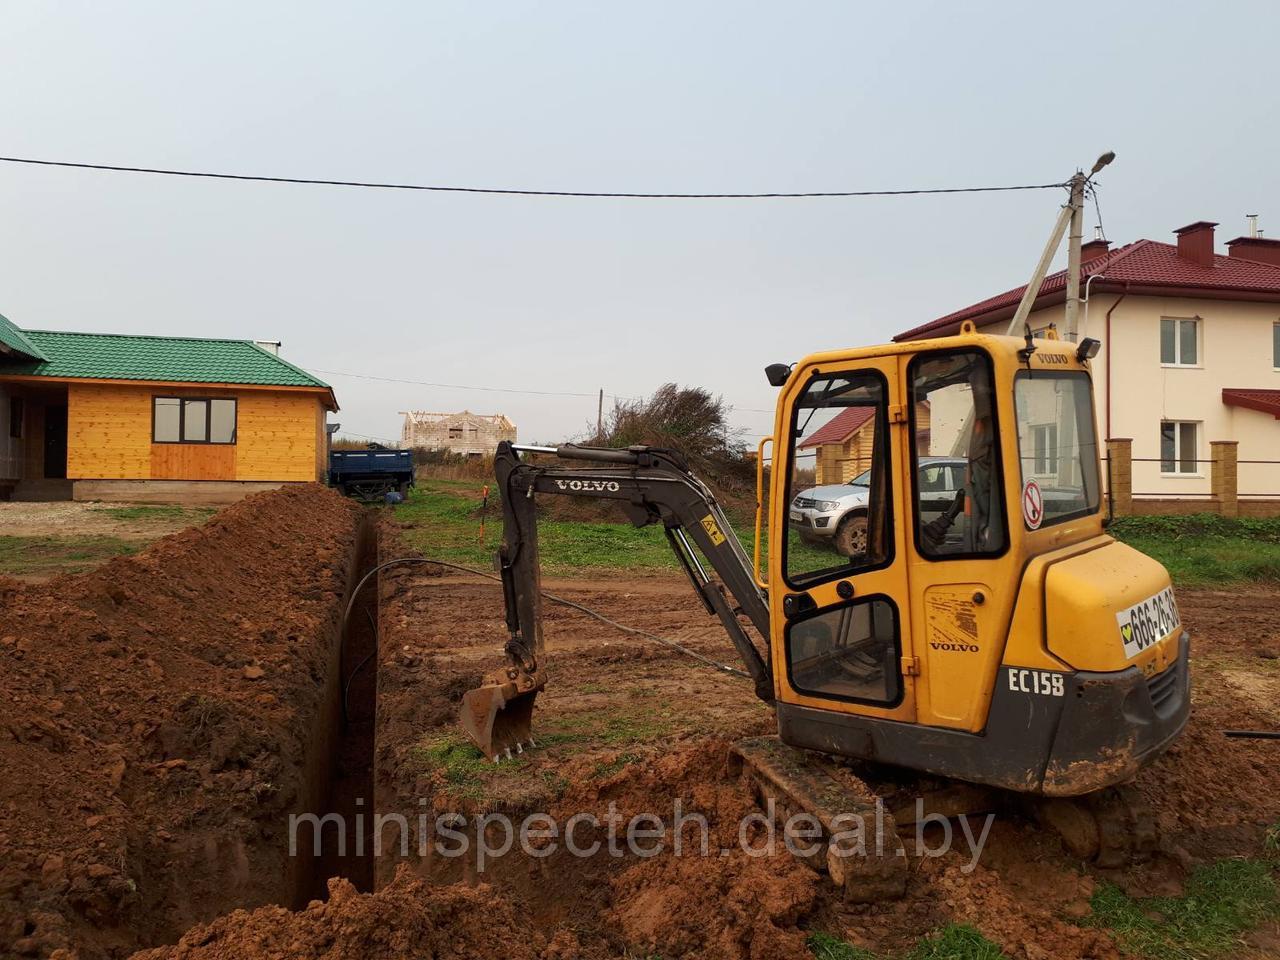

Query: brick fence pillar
left=1106, top=438, right=1133, bottom=517
left=1211, top=440, right=1239, bottom=517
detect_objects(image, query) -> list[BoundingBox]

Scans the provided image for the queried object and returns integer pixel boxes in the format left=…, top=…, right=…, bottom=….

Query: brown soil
left=316, top=524, right=1279, bottom=960
left=8, top=503, right=1280, bottom=959
left=0, top=485, right=362, bottom=959
left=131, top=866, right=542, bottom=960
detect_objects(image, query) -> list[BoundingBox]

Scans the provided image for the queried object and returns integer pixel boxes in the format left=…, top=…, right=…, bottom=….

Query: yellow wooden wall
left=813, top=402, right=933, bottom=485
left=235, top=390, right=324, bottom=482
left=66, top=382, right=325, bottom=482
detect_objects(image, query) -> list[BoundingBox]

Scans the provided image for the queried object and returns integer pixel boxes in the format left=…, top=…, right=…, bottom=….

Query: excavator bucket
left=459, top=674, right=545, bottom=762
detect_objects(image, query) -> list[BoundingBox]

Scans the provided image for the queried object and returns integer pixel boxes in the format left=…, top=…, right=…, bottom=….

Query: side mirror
left=765, top=363, right=791, bottom=387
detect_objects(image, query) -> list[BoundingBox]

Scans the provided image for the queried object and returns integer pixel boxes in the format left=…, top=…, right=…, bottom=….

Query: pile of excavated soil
left=0, top=485, right=361, bottom=960
left=132, top=866, right=541, bottom=960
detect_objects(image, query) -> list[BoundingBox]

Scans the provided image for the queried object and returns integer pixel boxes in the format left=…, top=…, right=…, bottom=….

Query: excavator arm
left=460, top=440, right=774, bottom=760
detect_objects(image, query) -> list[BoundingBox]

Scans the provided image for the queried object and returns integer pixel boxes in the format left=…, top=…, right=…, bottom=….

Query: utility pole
left=1007, top=151, right=1114, bottom=340
left=596, top=388, right=604, bottom=443
left=1062, top=171, right=1086, bottom=341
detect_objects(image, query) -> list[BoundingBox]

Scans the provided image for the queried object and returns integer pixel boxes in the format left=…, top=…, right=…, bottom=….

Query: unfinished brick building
left=399, top=410, right=517, bottom=457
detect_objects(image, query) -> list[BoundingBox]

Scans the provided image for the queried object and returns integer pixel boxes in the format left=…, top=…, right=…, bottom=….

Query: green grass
left=906, top=926, right=1005, bottom=960
left=806, top=925, right=1006, bottom=960
left=99, top=505, right=214, bottom=522
left=807, top=932, right=879, bottom=960
left=394, top=479, right=676, bottom=570
left=411, top=732, right=501, bottom=790
left=1109, top=515, right=1280, bottom=587
left=0, top=535, right=141, bottom=577
left=395, top=479, right=843, bottom=575
left=1085, top=858, right=1279, bottom=958
left=589, top=752, right=641, bottom=780
left=410, top=730, right=578, bottom=806
left=544, top=708, right=681, bottom=747
left=399, top=481, right=1280, bottom=587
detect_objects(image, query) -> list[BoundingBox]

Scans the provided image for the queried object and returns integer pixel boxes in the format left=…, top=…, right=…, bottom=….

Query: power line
left=0, top=155, right=1069, bottom=200
left=311, top=366, right=777, bottom=413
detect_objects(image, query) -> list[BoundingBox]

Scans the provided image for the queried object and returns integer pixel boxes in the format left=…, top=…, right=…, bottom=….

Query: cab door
left=768, top=355, right=916, bottom=724
left=898, top=346, right=1012, bottom=733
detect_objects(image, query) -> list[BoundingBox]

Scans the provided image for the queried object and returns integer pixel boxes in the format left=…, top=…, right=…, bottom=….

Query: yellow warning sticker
left=700, top=514, right=727, bottom=546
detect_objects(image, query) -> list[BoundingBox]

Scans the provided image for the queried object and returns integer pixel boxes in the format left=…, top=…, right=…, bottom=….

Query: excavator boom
left=460, top=441, right=774, bottom=761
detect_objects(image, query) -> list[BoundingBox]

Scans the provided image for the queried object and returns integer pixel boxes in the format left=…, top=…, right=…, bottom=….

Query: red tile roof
left=896, top=239, right=1280, bottom=341
left=798, top=405, right=875, bottom=449
left=1222, top=388, right=1280, bottom=420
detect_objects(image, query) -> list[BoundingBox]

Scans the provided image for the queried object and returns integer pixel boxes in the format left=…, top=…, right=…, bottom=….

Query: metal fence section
left=1104, top=439, right=1280, bottom=518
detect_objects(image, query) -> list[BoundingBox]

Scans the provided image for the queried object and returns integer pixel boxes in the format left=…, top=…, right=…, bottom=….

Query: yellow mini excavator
left=460, top=323, right=1190, bottom=899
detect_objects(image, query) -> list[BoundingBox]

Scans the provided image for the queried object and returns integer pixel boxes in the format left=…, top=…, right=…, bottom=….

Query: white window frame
left=1160, top=317, right=1201, bottom=368
left=1030, top=423, right=1058, bottom=474
left=1159, top=420, right=1201, bottom=476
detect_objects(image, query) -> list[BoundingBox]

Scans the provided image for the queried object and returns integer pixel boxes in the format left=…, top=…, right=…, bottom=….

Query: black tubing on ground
left=338, top=556, right=752, bottom=689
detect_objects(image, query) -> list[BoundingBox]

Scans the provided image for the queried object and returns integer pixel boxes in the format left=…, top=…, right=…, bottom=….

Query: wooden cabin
left=0, top=314, right=338, bottom=503
left=800, top=402, right=931, bottom=485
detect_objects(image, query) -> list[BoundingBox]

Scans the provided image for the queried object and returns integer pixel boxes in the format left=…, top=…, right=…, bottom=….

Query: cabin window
left=8, top=397, right=23, bottom=439
left=153, top=396, right=237, bottom=444
left=1014, top=372, right=1100, bottom=525
left=784, top=368, right=893, bottom=587
left=785, top=596, right=902, bottom=707
left=909, top=350, right=1007, bottom=557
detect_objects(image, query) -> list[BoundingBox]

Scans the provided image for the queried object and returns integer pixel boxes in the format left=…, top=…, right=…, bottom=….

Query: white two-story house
left=896, top=219, right=1280, bottom=507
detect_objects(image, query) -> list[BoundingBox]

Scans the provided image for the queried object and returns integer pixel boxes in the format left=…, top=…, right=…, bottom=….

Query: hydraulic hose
left=339, top=556, right=752, bottom=704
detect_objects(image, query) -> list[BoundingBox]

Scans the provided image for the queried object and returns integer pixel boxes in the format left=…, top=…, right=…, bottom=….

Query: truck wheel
left=834, top=514, right=868, bottom=557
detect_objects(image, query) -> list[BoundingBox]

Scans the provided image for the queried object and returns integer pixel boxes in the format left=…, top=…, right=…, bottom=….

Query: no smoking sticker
left=1022, top=478, right=1044, bottom=530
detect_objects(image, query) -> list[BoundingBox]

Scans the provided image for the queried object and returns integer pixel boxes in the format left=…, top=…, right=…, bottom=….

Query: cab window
left=785, top=369, right=892, bottom=586
left=1013, top=371, right=1100, bottom=525
left=909, top=350, right=1007, bottom=558
left=786, top=597, right=902, bottom=706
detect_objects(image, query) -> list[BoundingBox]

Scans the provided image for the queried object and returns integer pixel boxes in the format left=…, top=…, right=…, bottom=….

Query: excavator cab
left=461, top=324, right=1189, bottom=803
left=770, top=324, right=1188, bottom=796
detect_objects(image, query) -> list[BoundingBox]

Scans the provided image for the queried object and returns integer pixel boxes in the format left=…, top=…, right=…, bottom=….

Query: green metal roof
left=0, top=312, right=49, bottom=361
left=0, top=329, right=330, bottom=390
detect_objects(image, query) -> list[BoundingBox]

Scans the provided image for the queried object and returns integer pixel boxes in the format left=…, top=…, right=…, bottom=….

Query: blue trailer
left=328, top=447, right=415, bottom=501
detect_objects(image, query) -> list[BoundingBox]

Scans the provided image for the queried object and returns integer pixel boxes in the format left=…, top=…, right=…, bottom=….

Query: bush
left=1108, top=514, right=1280, bottom=543
left=598, top=383, right=756, bottom=499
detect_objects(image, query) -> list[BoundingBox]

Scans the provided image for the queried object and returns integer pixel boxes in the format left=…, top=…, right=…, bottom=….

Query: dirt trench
left=0, top=485, right=377, bottom=958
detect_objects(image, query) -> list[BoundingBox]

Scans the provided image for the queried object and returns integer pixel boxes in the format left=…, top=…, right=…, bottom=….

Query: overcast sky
left=2, top=2, right=1277, bottom=444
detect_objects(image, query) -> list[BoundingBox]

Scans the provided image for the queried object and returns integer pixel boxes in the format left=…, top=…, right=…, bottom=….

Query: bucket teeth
left=516, top=743, right=523, bottom=754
